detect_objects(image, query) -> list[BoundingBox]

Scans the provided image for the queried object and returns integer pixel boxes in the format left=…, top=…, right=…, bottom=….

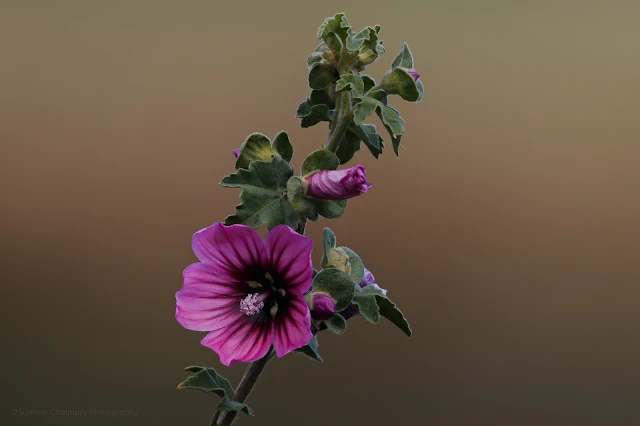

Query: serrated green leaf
left=296, top=98, right=313, bottom=117
left=335, top=73, right=365, bottom=96
left=297, top=104, right=332, bottom=128
left=335, top=130, right=362, bottom=164
left=382, top=68, right=422, bottom=102
left=353, top=295, right=380, bottom=324
left=317, top=13, right=351, bottom=42
left=375, top=295, right=412, bottom=336
left=346, top=26, right=380, bottom=52
left=353, top=96, right=379, bottom=125
left=217, top=398, right=254, bottom=416
left=294, top=336, right=323, bottom=362
left=361, top=75, right=376, bottom=93
left=313, top=268, right=356, bottom=311
left=353, top=96, right=405, bottom=156
left=301, top=149, right=340, bottom=176
left=234, top=133, right=275, bottom=170
left=309, top=62, right=336, bottom=90
left=391, top=42, right=414, bottom=70
left=310, top=88, right=336, bottom=109
left=348, top=123, right=383, bottom=158
left=415, top=78, right=424, bottom=102
left=221, top=156, right=298, bottom=230
left=379, top=105, right=405, bottom=136
left=375, top=106, right=405, bottom=156
left=325, top=313, right=347, bottom=334
left=272, top=131, right=293, bottom=163
left=177, top=366, right=234, bottom=398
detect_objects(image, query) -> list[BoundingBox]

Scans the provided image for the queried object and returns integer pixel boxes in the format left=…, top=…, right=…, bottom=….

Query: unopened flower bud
left=406, top=70, right=420, bottom=81
left=305, top=165, right=372, bottom=200
left=325, top=248, right=351, bottom=275
left=358, top=48, right=377, bottom=66
left=233, top=149, right=241, bottom=158
left=309, top=292, right=336, bottom=320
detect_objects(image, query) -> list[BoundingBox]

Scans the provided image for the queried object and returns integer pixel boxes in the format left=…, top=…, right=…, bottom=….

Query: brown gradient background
left=2, top=1, right=639, bottom=425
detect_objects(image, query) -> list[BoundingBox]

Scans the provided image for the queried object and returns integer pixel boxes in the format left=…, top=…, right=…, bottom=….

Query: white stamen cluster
left=239, top=293, right=264, bottom=316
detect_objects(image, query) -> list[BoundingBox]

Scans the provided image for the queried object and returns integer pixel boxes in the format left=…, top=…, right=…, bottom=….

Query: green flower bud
left=325, top=247, right=351, bottom=275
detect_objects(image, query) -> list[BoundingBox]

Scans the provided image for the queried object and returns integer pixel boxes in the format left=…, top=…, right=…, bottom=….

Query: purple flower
left=310, top=293, right=335, bottom=320
left=305, top=165, right=372, bottom=200
left=406, top=70, right=420, bottom=81
left=233, top=148, right=241, bottom=158
left=341, top=268, right=387, bottom=321
left=175, top=222, right=313, bottom=366
left=359, top=267, right=387, bottom=296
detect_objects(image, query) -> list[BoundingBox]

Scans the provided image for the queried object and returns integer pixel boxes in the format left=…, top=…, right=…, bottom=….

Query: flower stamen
left=269, top=302, right=279, bottom=317
left=240, top=293, right=265, bottom=316
left=246, top=280, right=262, bottom=289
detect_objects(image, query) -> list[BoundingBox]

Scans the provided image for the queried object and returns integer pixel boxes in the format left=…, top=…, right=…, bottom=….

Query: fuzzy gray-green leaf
left=382, top=68, right=422, bottom=102
left=286, top=176, right=317, bottom=220
left=234, top=133, right=274, bottom=170
left=340, top=247, right=365, bottom=284
left=348, top=123, right=383, bottom=158
left=298, top=104, right=332, bottom=128
left=375, top=295, right=412, bottom=336
left=354, top=295, right=381, bottom=324
left=317, top=13, right=351, bottom=42
left=309, top=62, right=336, bottom=90
left=294, top=336, right=323, bottom=362
left=325, top=313, right=347, bottom=334
left=353, top=96, right=379, bottom=125
left=217, top=398, right=254, bottom=416
left=391, top=42, right=414, bottom=70
left=301, top=149, right=340, bottom=176
left=314, top=199, right=347, bottom=219
left=221, top=156, right=298, bottom=230
left=177, top=366, right=234, bottom=398
left=313, top=268, right=356, bottom=311
left=335, top=130, right=362, bottom=164
left=272, top=131, right=293, bottom=162
left=335, top=73, right=364, bottom=96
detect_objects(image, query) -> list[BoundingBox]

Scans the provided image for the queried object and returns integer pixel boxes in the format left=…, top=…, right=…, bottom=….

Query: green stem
left=325, top=89, right=352, bottom=153
left=367, top=84, right=383, bottom=93
left=296, top=219, right=307, bottom=235
left=214, top=350, right=275, bottom=426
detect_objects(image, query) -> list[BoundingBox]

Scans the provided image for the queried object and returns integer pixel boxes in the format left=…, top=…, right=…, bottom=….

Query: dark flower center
left=240, top=268, right=289, bottom=319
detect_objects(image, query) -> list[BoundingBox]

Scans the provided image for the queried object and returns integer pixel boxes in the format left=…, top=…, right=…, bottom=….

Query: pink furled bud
left=233, top=149, right=241, bottom=158
left=305, top=165, right=372, bottom=200
left=310, top=293, right=336, bottom=320
left=406, top=70, right=420, bottom=81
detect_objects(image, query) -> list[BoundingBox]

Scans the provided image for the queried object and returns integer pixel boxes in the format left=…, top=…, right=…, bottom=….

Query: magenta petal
left=265, top=225, right=313, bottom=293
left=272, top=293, right=312, bottom=358
left=192, top=223, right=265, bottom=275
left=201, top=314, right=273, bottom=366
left=176, top=263, right=244, bottom=331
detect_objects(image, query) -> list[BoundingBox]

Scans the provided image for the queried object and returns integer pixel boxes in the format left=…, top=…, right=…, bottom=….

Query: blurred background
left=2, top=1, right=639, bottom=425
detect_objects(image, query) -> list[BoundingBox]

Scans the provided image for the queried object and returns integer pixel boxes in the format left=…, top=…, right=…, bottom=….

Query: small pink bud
left=406, top=70, right=420, bottom=81
left=310, top=293, right=335, bottom=320
left=233, top=149, right=241, bottom=158
left=305, top=165, right=372, bottom=200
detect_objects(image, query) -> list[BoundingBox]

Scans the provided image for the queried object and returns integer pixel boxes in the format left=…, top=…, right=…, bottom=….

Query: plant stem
left=296, top=220, right=307, bottom=235
left=325, top=89, right=352, bottom=153
left=213, top=350, right=274, bottom=426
